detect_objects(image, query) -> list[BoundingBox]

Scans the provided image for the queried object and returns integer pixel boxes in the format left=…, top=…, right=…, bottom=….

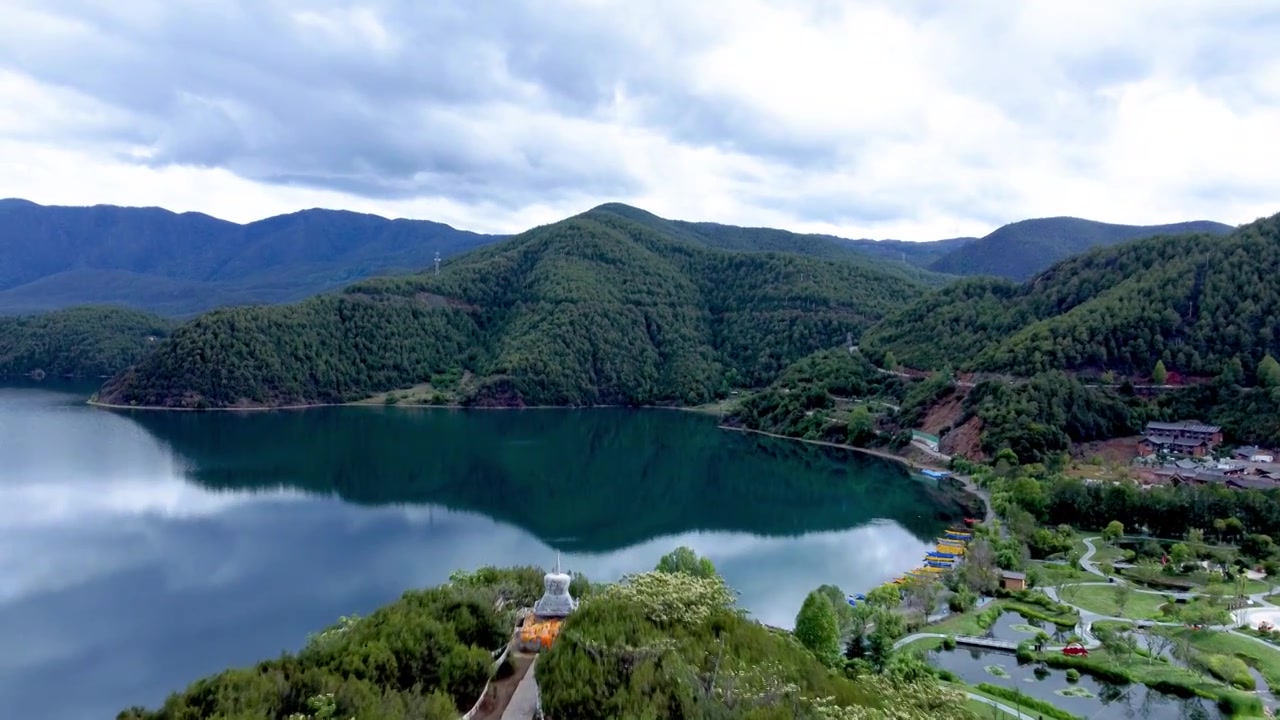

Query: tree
left=963, top=538, right=1001, bottom=595
left=846, top=406, right=876, bottom=446
left=883, top=351, right=898, bottom=371
left=1241, top=534, right=1274, bottom=560
left=1169, top=542, right=1192, bottom=568
left=1152, top=359, right=1168, bottom=385
left=1142, top=626, right=1176, bottom=665
left=1103, top=520, right=1124, bottom=545
left=654, top=546, right=717, bottom=578
left=794, top=590, right=840, bottom=665
left=1114, top=583, right=1132, bottom=617
left=1186, top=528, right=1208, bottom=558
left=1258, top=354, right=1280, bottom=388
left=815, top=584, right=858, bottom=639
left=865, top=583, right=903, bottom=610
left=903, top=577, right=941, bottom=619
left=1219, top=356, right=1245, bottom=388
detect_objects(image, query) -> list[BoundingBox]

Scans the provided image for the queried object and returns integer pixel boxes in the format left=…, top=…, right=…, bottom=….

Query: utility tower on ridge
left=434, top=251, right=441, bottom=275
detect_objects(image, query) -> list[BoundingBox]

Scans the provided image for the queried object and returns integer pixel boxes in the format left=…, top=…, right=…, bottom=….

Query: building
left=515, top=555, right=578, bottom=653
left=1137, top=421, right=1223, bottom=458
left=1001, top=571, right=1026, bottom=591
left=1235, top=446, right=1275, bottom=463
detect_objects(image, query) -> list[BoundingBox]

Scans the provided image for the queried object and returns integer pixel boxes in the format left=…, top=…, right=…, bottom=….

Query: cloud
left=0, top=0, right=1277, bottom=238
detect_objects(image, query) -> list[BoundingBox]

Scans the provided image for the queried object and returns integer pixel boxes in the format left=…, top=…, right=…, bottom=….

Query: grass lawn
left=1060, top=584, right=1168, bottom=620
left=897, top=635, right=944, bottom=653
left=1175, top=629, right=1280, bottom=691
left=927, top=601, right=1006, bottom=636
left=1031, top=561, right=1091, bottom=587
left=963, top=698, right=1021, bottom=719
left=1042, top=647, right=1260, bottom=714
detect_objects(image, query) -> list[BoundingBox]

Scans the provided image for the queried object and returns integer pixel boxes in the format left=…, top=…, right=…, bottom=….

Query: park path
left=963, top=692, right=1040, bottom=719
left=500, top=657, right=539, bottom=720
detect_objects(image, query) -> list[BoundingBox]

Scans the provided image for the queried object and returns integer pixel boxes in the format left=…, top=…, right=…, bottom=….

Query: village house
left=1137, top=421, right=1223, bottom=458
left=1001, top=570, right=1027, bottom=591
left=1235, top=446, right=1275, bottom=463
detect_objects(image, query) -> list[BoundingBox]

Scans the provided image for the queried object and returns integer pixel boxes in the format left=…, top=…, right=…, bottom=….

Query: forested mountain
left=0, top=199, right=502, bottom=315
left=0, top=306, right=176, bottom=377
left=927, top=216, right=1234, bottom=280
left=98, top=208, right=930, bottom=408
left=861, top=212, right=1280, bottom=379
left=590, top=203, right=969, bottom=280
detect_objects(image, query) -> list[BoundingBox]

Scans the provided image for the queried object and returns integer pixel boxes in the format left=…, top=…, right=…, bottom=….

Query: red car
left=1062, top=642, right=1089, bottom=657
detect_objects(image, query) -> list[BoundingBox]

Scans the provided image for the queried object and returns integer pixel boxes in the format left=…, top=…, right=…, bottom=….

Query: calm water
left=0, top=383, right=971, bottom=719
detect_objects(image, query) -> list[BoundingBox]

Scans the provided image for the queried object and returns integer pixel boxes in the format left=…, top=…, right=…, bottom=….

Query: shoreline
left=84, top=397, right=725, bottom=415
left=86, top=395, right=989, bottom=513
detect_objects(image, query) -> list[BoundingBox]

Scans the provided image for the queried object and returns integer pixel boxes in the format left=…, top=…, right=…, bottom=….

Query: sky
left=2, top=0, right=1278, bottom=239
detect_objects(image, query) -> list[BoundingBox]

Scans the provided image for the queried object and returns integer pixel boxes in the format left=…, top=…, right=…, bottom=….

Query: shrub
left=1066, top=668, right=1080, bottom=682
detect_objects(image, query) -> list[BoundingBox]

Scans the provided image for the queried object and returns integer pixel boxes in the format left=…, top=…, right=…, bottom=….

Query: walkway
left=964, top=692, right=1040, bottom=719
left=500, top=657, right=539, bottom=720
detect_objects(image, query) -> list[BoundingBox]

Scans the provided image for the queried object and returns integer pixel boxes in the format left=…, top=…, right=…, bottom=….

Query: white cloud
left=0, top=0, right=1276, bottom=239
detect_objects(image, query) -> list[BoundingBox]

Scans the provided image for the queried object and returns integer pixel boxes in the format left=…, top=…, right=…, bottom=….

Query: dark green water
left=0, top=382, right=972, bottom=719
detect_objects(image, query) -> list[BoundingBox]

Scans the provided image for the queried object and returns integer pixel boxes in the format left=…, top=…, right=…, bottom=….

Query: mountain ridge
left=96, top=207, right=932, bottom=409
left=861, top=211, right=1280, bottom=378
left=3, top=197, right=1234, bottom=315
left=927, top=215, right=1235, bottom=279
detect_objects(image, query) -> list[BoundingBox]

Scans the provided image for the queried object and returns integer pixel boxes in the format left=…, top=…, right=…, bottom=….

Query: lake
left=0, top=382, right=973, bottom=719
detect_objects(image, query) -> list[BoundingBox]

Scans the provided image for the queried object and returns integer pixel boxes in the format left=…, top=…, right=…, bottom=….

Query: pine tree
left=1152, top=359, right=1168, bottom=385
left=1258, top=354, right=1280, bottom=388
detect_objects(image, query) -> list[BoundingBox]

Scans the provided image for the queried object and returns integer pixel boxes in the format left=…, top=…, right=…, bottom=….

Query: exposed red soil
left=920, top=393, right=966, bottom=437
left=941, top=415, right=985, bottom=461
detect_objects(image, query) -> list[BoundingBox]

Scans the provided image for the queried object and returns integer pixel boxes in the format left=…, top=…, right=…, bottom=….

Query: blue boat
left=921, top=469, right=951, bottom=479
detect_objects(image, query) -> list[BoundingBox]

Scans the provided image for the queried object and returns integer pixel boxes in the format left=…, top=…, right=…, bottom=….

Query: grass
left=962, top=698, right=1021, bottom=719
left=951, top=683, right=1061, bottom=720
left=1060, top=584, right=1168, bottom=620
left=928, top=601, right=1006, bottom=636
left=1031, top=561, right=1091, bottom=587
left=1072, top=536, right=1126, bottom=569
left=1040, top=648, right=1262, bottom=715
left=1174, top=628, right=1280, bottom=691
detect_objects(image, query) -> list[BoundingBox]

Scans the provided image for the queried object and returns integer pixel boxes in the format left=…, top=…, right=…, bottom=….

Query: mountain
left=97, top=208, right=932, bottom=409
left=0, top=306, right=176, bottom=377
left=927, top=216, right=1235, bottom=280
left=590, top=203, right=970, bottom=280
left=0, top=199, right=504, bottom=315
left=860, top=212, right=1280, bottom=378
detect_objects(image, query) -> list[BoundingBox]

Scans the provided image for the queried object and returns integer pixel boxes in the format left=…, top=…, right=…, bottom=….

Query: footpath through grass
left=1060, top=584, right=1167, bottom=620
left=1175, top=628, right=1280, bottom=692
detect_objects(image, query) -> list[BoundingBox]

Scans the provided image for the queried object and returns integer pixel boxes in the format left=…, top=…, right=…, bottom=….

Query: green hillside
left=927, top=216, right=1234, bottom=280
left=0, top=306, right=176, bottom=377
left=861, top=213, right=1280, bottom=378
left=98, top=209, right=928, bottom=408
left=590, top=203, right=965, bottom=282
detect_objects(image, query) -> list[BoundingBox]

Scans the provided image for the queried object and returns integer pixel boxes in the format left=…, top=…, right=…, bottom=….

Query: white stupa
left=532, top=553, right=577, bottom=618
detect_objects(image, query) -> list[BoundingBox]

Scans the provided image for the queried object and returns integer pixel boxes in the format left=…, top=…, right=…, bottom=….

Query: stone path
left=500, top=657, right=540, bottom=720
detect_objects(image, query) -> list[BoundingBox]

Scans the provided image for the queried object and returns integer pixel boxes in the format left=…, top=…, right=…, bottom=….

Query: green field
left=1060, top=584, right=1168, bottom=620
left=1174, top=628, right=1280, bottom=691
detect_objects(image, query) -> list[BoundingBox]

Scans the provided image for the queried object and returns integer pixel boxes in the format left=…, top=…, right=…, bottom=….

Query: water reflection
left=1, top=385, right=967, bottom=719
left=930, top=646, right=1226, bottom=719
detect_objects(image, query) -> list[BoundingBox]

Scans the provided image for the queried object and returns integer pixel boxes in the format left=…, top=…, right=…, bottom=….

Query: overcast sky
left=2, top=1, right=1278, bottom=238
